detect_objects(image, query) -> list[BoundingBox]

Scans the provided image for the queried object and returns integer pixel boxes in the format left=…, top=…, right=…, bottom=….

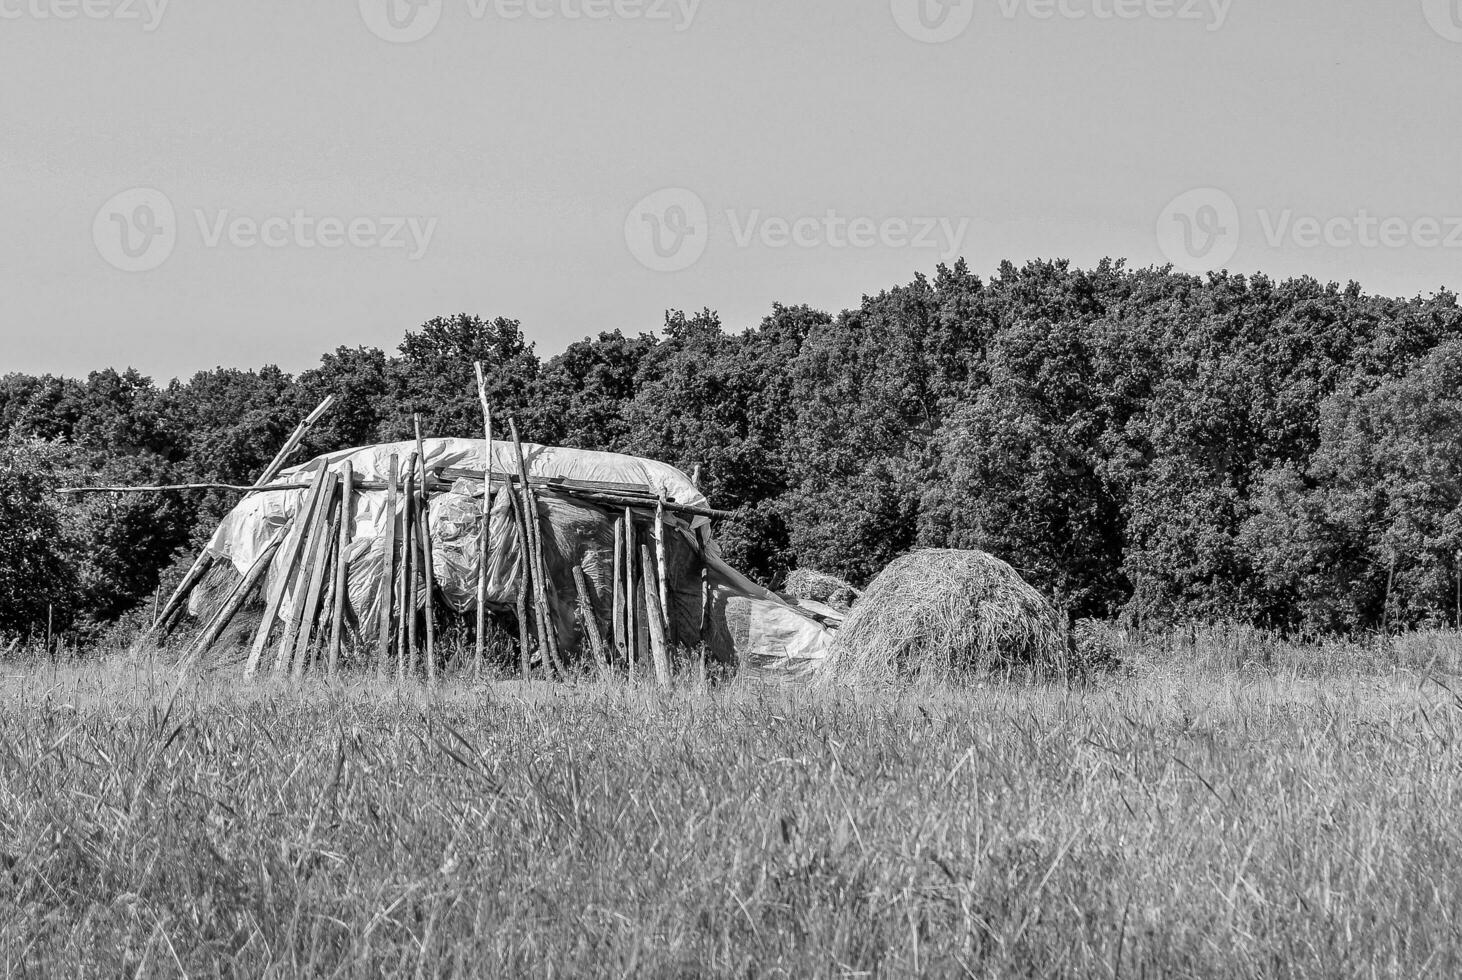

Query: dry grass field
left=2, top=629, right=1462, bottom=977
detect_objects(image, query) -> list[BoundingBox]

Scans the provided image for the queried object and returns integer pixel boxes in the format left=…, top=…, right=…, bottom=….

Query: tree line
left=4, top=258, right=1461, bottom=642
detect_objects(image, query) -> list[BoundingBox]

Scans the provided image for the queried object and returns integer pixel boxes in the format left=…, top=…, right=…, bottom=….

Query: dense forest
left=5, top=258, right=1462, bottom=643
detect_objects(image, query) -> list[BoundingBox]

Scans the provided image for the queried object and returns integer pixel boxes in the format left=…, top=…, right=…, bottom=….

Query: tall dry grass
left=1, top=630, right=1461, bottom=976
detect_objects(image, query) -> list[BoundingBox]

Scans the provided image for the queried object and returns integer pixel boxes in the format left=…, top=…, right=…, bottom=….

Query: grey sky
left=3, top=0, right=1460, bottom=381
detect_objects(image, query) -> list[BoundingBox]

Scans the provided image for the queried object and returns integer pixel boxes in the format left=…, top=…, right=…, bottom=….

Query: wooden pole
left=150, top=553, right=217, bottom=638
left=697, top=526, right=712, bottom=654
left=141, top=394, right=335, bottom=644
left=401, top=460, right=418, bottom=677
left=305, top=486, right=344, bottom=674
left=376, top=455, right=400, bottom=672
left=509, top=419, right=564, bottom=678
left=624, top=508, right=637, bottom=677
left=611, top=516, right=626, bottom=663
left=415, top=489, right=437, bottom=684
left=572, top=565, right=608, bottom=664
left=655, top=491, right=670, bottom=633
left=178, top=530, right=285, bottom=678
left=328, top=461, right=354, bottom=677
left=639, top=544, right=671, bottom=687
left=1382, top=554, right=1397, bottom=639
left=507, top=486, right=533, bottom=681
left=393, top=473, right=410, bottom=682
left=413, top=417, right=437, bottom=682
left=474, top=361, right=493, bottom=676
left=281, top=471, right=340, bottom=677
left=61, top=482, right=737, bottom=521
left=257, top=395, right=336, bottom=489
left=244, top=465, right=330, bottom=678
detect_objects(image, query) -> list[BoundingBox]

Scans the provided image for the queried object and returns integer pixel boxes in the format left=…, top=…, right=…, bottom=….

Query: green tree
left=0, top=440, right=79, bottom=638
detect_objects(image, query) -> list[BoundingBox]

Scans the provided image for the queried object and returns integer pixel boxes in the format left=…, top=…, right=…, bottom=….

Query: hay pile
left=783, top=568, right=862, bottom=613
left=825, top=549, right=1065, bottom=683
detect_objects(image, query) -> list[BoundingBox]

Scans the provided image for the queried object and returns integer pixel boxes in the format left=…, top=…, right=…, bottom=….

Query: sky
left=3, top=0, right=1461, bottom=381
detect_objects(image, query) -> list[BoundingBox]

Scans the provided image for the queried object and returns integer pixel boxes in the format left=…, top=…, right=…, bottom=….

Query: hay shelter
left=824, top=548, right=1065, bottom=683
left=139, top=435, right=832, bottom=681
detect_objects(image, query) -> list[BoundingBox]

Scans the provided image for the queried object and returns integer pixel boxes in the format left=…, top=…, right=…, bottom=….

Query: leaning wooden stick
left=412, top=417, right=437, bottom=682
left=177, top=529, right=286, bottom=678
left=639, top=544, right=672, bottom=687
left=377, top=455, right=400, bottom=671
left=473, top=361, right=493, bottom=677
left=281, top=471, right=340, bottom=676
left=257, top=395, right=336, bottom=490
left=297, top=485, right=343, bottom=677
left=414, top=488, right=437, bottom=684
left=401, top=460, right=418, bottom=677
left=506, top=486, right=533, bottom=681
left=143, top=395, right=335, bottom=644
left=245, top=465, right=331, bottom=677
left=697, top=525, right=712, bottom=651
left=623, top=508, right=637, bottom=677
left=509, top=418, right=563, bottom=678
left=150, top=553, right=217, bottom=639
left=611, top=517, right=626, bottom=663
left=327, top=461, right=353, bottom=677
left=655, top=491, right=669, bottom=631
left=572, top=565, right=608, bottom=664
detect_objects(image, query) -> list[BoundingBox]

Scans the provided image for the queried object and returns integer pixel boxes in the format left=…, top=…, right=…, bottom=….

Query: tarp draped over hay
left=190, top=437, right=832, bottom=674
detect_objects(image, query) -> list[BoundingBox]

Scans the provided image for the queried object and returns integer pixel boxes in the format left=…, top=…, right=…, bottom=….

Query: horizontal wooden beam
left=58, top=474, right=737, bottom=521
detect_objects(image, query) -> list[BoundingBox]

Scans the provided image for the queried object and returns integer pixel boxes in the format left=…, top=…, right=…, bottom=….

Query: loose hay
left=826, top=548, right=1066, bottom=683
left=784, top=568, right=862, bottom=613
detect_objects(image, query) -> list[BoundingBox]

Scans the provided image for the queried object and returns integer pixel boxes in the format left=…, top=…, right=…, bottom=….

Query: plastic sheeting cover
left=193, top=437, right=831, bottom=671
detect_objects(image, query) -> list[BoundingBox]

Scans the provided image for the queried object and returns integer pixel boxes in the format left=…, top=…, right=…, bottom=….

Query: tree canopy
left=4, top=259, right=1461, bottom=641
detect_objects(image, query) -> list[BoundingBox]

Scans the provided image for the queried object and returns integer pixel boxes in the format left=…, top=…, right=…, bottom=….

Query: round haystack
left=825, top=549, right=1066, bottom=683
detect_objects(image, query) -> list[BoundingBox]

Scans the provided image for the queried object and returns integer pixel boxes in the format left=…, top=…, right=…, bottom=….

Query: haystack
left=825, top=549, right=1065, bottom=683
